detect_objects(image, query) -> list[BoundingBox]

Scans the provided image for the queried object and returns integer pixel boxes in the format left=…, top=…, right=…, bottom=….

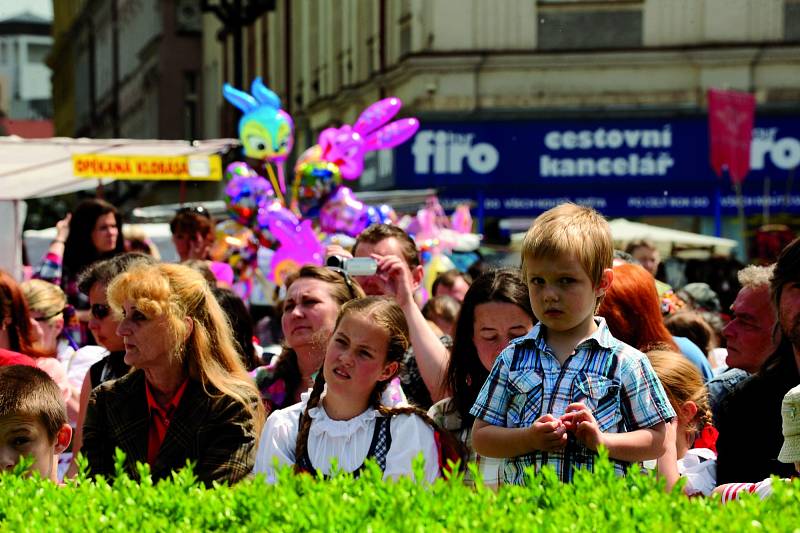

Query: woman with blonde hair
left=21, top=279, right=106, bottom=388
left=21, top=279, right=72, bottom=359
left=1, top=271, right=78, bottom=422
left=82, top=263, right=264, bottom=485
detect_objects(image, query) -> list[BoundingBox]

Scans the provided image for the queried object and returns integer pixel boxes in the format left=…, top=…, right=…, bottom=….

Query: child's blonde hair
left=21, top=279, right=66, bottom=322
left=647, top=350, right=712, bottom=432
left=520, top=203, right=613, bottom=285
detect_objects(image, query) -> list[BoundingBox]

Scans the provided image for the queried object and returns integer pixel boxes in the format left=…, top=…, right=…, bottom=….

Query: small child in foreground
left=470, top=203, right=676, bottom=484
left=714, top=383, right=800, bottom=502
left=0, top=365, right=72, bottom=481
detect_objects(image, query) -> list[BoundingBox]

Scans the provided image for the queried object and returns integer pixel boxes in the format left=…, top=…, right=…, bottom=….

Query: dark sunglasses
left=326, top=266, right=358, bottom=300
left=90, top=303, right=111, bottom=320
left=176, top=205, right=211, bottom=219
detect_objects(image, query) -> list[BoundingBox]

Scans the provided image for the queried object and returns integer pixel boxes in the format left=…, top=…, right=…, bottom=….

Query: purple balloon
left=256, top=198, right=299, bottom=232
left=319, top=187, right=370, bottom=237
left=225, top=171, right=274, bottom=227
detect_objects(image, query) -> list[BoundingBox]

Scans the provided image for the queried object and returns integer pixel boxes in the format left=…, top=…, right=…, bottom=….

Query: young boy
left=471, top=203, right=675, bottom=484
left=0, top=365, right=72, bottom=481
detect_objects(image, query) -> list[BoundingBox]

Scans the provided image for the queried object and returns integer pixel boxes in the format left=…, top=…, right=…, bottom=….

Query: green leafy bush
left=2, top=450, right=799, bottom=532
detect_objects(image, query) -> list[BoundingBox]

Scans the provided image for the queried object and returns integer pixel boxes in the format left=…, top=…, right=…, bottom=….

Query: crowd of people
left=1, top=199, right=799, bottom=505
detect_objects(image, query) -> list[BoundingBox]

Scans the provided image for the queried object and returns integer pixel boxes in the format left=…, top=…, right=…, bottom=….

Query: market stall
left=0, top=135, right=238, bottom=279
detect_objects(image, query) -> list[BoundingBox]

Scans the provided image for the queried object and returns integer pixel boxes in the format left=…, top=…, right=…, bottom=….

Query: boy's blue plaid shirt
left=470, top=318, right=676, bottom=484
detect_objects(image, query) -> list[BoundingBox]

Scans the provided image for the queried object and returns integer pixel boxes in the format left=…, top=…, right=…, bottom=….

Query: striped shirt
left=470, top=318, right=675, bottom=485
left=718, top=478, right=784, bottom=503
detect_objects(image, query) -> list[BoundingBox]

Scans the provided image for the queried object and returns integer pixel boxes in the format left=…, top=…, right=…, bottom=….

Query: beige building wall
left=203, top=0, right=799, bottom=141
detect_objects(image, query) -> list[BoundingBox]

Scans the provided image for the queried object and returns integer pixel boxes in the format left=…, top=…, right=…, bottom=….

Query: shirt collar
left=145, top=378, right=189, bottom=418
left=528, top=316, right=616, bottom=351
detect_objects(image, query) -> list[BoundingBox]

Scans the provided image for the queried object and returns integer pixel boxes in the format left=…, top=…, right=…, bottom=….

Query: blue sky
left=0, top=1, right=53, bottom=21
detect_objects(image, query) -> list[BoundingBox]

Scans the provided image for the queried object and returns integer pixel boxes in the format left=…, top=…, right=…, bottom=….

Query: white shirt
left=254, top=390, right=439, bottom=483
left=60, top=344, right=108, bottom=387
left=677, top=448, right=717, bottom=496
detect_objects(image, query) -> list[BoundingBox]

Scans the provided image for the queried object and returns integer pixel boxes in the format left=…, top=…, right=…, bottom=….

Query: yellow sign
left=73, top=154, right=222, bottom=181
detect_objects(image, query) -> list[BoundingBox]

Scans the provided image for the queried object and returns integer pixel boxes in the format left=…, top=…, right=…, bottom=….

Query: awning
left=0, top=136, right=239, bottom=280
left=606, top=218, right=738, bottom=256
left=0, top=136, right=239, bottom=200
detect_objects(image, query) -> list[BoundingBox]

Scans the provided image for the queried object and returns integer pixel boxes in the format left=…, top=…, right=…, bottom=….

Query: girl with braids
left=428, top=269, right=535, bottom=487
left=250, top=265, right=367, bottom=415
left=647, top=350, right=717, bottom=495
left=254, top=297, right=441, bottom=483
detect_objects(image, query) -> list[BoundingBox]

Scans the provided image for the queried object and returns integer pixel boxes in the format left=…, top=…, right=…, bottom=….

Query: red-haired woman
left=598, top=263, right=713, bottom=381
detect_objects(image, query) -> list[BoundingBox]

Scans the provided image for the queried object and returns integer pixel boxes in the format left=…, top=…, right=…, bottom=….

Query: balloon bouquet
left=217, top=77, right=420, bottom=298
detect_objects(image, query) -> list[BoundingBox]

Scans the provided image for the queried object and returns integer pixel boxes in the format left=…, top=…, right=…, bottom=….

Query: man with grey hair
left=716, top=240, right=800, bottom=484
left=707, top=265, right=778, bottom=424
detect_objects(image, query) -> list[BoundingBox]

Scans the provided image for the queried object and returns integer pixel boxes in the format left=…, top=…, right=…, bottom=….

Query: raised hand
left=55, top=213, right=71, bottom=243
left=372, top=254, right=416, bottom=308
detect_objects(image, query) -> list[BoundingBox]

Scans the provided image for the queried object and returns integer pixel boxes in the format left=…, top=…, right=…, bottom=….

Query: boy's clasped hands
left=529, top=402, right=603, bottom=452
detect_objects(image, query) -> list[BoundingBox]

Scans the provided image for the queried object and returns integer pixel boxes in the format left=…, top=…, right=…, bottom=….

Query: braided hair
left=294, top=297, right=465, bottom=473
left=646, top=350, right=713, bottom=434
left=273, top=265, right=366, bottom=410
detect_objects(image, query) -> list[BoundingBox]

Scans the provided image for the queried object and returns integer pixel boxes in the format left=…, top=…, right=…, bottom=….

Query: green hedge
left=2, top=450, right=799, bottom=532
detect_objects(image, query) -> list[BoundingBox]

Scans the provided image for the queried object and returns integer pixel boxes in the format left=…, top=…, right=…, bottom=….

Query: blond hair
left=21, top=279, right=66, bottom=321
left=107, top=263, right=264, bottom=432
left=521, top=203, right=613, bottom=285
left=647, top=350, right=711, bottom=432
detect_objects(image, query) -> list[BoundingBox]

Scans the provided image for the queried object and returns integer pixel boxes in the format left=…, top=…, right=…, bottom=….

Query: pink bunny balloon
left=267, top=217, right=325, bottom=285
left=318, top=97, right=420, bottom=180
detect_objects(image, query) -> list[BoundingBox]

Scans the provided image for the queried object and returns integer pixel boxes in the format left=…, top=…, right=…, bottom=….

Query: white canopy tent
left=606, top=218, right=738, bottom=258
left=0, top=136, right=239, bottom=279
left=508, top=217, right=738, bottom=258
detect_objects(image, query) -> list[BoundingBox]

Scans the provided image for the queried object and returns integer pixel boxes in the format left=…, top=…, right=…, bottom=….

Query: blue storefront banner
left=391, top=116, right=800, bottom=217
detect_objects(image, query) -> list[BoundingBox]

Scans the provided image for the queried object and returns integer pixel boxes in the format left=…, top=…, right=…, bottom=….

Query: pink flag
left=708, top=88, right=756, bottom=184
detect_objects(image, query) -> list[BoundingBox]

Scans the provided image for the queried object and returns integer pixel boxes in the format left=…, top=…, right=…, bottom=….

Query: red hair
left=598, top=263, right=678, bottom=352
left=0, top=270, right=46, bottom=357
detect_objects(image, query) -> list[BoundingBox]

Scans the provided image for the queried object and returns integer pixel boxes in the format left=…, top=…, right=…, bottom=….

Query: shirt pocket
left=571, top=372, right=621, bottom=432
left=507, top=370, right=544, bottom=427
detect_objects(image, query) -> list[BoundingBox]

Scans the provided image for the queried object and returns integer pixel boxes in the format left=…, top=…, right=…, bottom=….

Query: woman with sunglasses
left=65, top=253, right=157, bottom=478
left=36, top=199, right=125, bottom=334
left=0, top=270, right=77, bottom=418
left=21, top=279, right=79, bottom=366
left=252, top=265, right=373, bottom=415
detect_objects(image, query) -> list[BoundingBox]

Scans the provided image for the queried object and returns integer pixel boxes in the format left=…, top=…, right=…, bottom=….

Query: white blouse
left=254, top=391, right=439, bottom=483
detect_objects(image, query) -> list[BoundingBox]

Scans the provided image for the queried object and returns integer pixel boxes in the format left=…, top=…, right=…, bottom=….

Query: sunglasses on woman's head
left=326, top=267, right=357, bottom=300
left=32, top=309, right=64, bottom=322
left=176, top=205, right=211, bottom=219
left=90, top=303, right=111, bottom=320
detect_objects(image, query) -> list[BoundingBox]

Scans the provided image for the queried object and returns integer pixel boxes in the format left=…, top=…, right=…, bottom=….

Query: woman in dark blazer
left=82, top=263, right=265, bottom=485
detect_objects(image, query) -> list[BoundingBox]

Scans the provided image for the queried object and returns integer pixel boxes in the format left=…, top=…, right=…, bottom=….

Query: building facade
left=49, top=0, right=216, bottom=206
left=51, top=0, right=204, bottom=140
left=202, top=0, right=800, bottom=250
left=0, top=12, right=53, bottom=122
